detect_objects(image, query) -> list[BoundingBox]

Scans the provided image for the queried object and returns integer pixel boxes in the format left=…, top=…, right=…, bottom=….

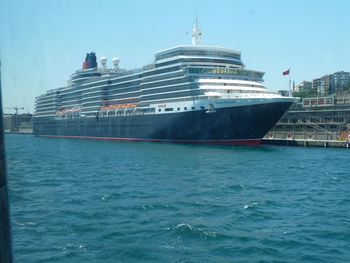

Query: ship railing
left=296, top=119, right=330, bottom=134
left=280, top=118, right=345, bottom=141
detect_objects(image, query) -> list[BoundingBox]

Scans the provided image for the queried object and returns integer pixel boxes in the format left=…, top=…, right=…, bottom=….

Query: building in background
left=333, top=71, right=350, bottom=93
left=3, top=113, right=33, bottom=134
left=312, top=74, right=333, bottom=96
left=312, top=78, right=322, bottom=95
left=293, top=71, right=350, bottom=98
left=294, top=81, right=312, bottom=94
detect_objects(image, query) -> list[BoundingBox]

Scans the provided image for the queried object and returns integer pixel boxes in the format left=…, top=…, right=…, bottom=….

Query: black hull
left=33, top=102, right=292, bottom=145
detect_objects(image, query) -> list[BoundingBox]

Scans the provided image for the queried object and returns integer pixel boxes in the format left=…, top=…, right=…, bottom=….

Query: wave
left=170, top=223, right=222, bottom=240
left=243, top=201, right=259, bottom=210
left=242, top=200, right=278, bottom=210
left=12, top=220, right=37, bottom=226
left=142, top=204, right=154, bottom=210
left=100, top=192, right=123, bottom=201
left=227, top=183, right=245, bottom=190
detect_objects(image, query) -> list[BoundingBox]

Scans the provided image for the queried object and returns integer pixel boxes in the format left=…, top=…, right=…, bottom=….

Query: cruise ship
left=33, top=22, right=295, bottom=145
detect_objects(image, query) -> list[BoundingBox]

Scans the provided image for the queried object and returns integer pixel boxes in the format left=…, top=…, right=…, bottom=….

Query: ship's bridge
left=154, top=45, right=244, bottom=68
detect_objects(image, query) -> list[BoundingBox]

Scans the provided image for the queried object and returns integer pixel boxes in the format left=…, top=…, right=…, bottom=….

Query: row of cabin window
left=159, top=106, right=205, bottom=112
left=39, top=67, right=179, bottom=103
left=77, top=73, right=185, bottom=98
left=108, top=91, right=141, bottom=100
left=67, top=92, right=139, bottom=106
left=188, top=67, right=264, bottom=78
left=141, top=71, right=184, bottom=83
left=74, top=81, right=139, bottom=95
left=156, top=58, right=243, bottom=68
left=141, top=89, right=202, bottom=101
left=59, top=85, right=138, bottom=104
left=155, top=50, right=240, bottom=61
left=35, top=96, right=57, bottom=103
left=142, top=66, right=181, bottom=77
left=35, top=102, right=59, bottom=110
left=138, top=95, right=208, bottom=107
left=105, top=74, right=142, bottom=86
left=141, top=83, right=195, bottom=96
left=141, top=77, right=191, bottom=90
left=60, top=79, right=140, bottom=97
left=61, top=81, right=140, bottom=101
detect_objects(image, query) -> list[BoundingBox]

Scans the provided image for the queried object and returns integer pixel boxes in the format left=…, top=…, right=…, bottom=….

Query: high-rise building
left=323, top=74, right=333, bottom=95
left=312, top=77, right=323, bottom=95
left=333, top=71, right=350, bottom=92
left=301, top=71, right=349, bottom=97
left=312, top=74, right=333, bottom=96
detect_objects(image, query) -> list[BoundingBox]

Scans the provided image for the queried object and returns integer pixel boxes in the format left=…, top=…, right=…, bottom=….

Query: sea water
left=5, top=134, right=350, bottom=262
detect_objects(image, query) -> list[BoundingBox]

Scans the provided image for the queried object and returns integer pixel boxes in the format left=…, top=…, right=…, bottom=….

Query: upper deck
left=155, top=45, right=243, bottom=67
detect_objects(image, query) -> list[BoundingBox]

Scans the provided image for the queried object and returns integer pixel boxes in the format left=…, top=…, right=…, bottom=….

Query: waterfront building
left=266, top=92, right=350, bottom=141
left=3, top=113, right=33, bottom=133
left=335, top=90, right=350, bottom=105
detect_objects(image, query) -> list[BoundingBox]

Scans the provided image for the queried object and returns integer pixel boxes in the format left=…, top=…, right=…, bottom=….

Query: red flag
left=283, top=69, right=290, bottom=76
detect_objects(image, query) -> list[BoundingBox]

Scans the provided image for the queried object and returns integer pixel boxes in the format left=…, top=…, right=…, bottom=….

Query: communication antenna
left=112, top=58, right=120, bottom=70
left=192, top=18, right=202, bottom=46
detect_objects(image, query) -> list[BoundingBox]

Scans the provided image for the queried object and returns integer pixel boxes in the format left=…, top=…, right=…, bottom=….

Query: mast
left=192, top=18, right=202, bottom=46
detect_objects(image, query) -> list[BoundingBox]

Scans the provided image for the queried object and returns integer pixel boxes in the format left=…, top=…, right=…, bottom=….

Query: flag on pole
left=283, top=69, right=290, bottom=76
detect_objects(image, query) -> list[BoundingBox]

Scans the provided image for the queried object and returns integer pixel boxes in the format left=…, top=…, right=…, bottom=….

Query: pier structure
left=263, top=93, right=350, bottom=148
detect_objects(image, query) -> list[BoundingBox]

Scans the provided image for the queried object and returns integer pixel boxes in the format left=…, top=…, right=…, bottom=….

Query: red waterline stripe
left=38, top=135, right=261, bottom=146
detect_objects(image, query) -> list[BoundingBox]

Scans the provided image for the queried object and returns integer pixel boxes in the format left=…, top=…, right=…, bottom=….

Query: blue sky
left=0, top=0, right=349, bottom=113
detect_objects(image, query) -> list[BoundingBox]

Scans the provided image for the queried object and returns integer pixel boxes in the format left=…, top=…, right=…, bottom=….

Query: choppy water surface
left=6, top=134, right=350, bottom=262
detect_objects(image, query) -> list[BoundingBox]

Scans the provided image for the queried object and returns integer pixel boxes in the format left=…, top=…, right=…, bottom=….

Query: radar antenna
left=192, top=18, right=202, bottom=46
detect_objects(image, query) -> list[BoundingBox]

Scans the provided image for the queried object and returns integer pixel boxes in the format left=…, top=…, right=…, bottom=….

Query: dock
left=262, top=138, right=349, bottom=148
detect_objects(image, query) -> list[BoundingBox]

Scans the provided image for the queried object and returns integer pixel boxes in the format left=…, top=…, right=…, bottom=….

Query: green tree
left=292, top=90, right=314, bottom=98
